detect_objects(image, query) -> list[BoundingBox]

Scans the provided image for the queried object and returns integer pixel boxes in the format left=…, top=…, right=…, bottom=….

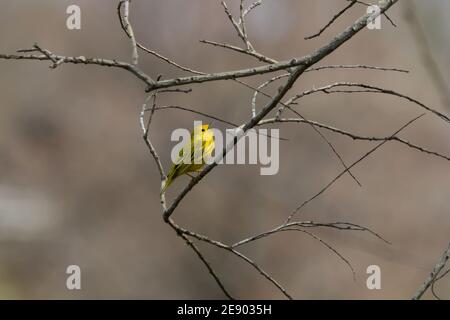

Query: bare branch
left=251, top=74, right=289, bottom=117
left=412, top=243, right=450, bottom=300
left=243, top=0, right=263, bottom=17
left=117, top=2, right=204, bottom=76
left=200, top=1, right=277, bottom=67
left=148, top=0, right=399, bottom=91
left=258, top=118, right=450, bottom=162
left=25, top=43, right=63, bottom=68
left=221, top=1, right=254, bottom=51
left=168, top=219, right=293, bottom=299
left=233, top=221, right=390, bottom=248
left=305, top=64, right=409, bottom=73
left=305, top=0, right=357, bottom=40
left=0, top=49, right=155, bottom=87
left=149, top=105, right=289, bottom=144
left=239, top=0, right=250, bottom=50
left=200, top=39, right=277, bottom=64
left=177, top=231, right=234, bottom=300
left=152, top=105, right=238, bottom=127
left=283, top=82, right=450, bottom=123
left=5, top=0, right=437, bottom=300
left=162, top=0, right=400, bottom=222
left=431, top=268, right=450, bottom=300
left=287, top=228, right=356, bottom=280
left=286, top=113, right=426, bottom=222
left=284, top=105, right=362, bottom=186
left=139, top=89, right=167, bottom=212
left=118, top=0, right=139, bottom=65
left=229, top=247, right=293, bottom=299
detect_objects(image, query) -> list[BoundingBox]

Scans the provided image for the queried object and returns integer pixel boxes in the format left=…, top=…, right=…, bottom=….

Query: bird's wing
left=173, top=139, right=193, bottom=165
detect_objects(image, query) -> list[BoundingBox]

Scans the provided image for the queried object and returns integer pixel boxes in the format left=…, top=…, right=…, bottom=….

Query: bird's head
left=194, top=124, right=214, bottom=142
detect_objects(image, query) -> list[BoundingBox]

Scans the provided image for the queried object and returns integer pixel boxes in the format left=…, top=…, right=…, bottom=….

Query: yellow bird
left=162, top=124, right=215, bottom=194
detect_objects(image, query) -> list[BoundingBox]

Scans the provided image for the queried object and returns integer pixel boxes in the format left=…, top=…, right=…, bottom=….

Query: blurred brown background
left=0, top=0, right=449, bottom=299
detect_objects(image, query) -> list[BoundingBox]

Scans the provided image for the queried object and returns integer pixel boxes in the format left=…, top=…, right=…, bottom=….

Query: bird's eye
left=202, top=128, right=205, bottom=132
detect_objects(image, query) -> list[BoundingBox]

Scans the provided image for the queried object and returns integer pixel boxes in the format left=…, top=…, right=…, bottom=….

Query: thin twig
left=431, top=268, right=450, bottom=300
left=147, top=105, right=288, bottom=142
left=117, top=1, right=203, bottom=75
left=257, top=118, right=450, bottom=162
left=243, top=0, right=263, bottom=17
left=200, top=39, right=276, bottom=64
left=177, top=231, right=234, bottom=299
left=239, top=0, right=250, bottom=51
left=234, top=78, right=358, bottom=178
left=283, top=82, right=450, bottom=123
left=284, top=105, right=362, bottom=186
left=412, top=243, right=450, bottom=300
left=286, top=113, right=426, bottom=222
left=286, top=228, right=356, bottom=280
left=152, top=105, right=238, bottom=127
left=305, top=0, right=357, bottom=40
left=229, top=248, right=293, bottom=299
left=233, top=221, right=390, bottom=248
left=252, top=74, right=289, bottom=117
left=305, top=64, right=409, bottom=73
left=247, top=75, right=361, bottom=187
left=221, top=1, right=254, bottom=51
left=140, top=92, right=166, bottom=196
left=168, top=219, right=292, bottom=299
left=31, top=43, right=62, bottom=68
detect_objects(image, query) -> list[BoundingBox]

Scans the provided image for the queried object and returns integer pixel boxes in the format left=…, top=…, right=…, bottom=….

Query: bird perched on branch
left=162, top=124, right=215, bottom=194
